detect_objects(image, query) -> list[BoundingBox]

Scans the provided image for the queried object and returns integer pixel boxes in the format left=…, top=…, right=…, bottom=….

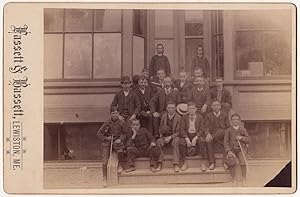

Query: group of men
left=97, top=43, right=250, bottom=186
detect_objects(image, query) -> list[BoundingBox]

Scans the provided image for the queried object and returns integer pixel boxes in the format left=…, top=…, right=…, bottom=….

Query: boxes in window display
left=236, top=62, right=264, bottom=77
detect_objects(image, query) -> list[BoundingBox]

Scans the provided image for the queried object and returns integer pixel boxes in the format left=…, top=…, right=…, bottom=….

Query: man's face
left=111, top=111, right=119, bottom=120
left=194, top=68, right=204, bottom=77
left=188, top=105, right=197, bottom=115
left=196, top=77, right=205, bottom=88
left=166, top=104, right=176, bottom=115
left=142, top=71, right=149, bottom=79
left=156, top=45, right=164, bottom=54
left=231, top=116, right=240, bottom=126
left=122, top=82, right=131, bottom=91
left=211, top=101, right=221, bottom=113
left=138, top=79, right=147, bottom=89
left=157, top=70, right=166, bottom=80
left=179, top=72, right=187, bottom=82
left=196, top=47, right=204, bottom=57
left=216, top=79, right=223, bottom=89
left=131, top=120, right=141, bottom=131
left=163, top=78, right=172, bottom=89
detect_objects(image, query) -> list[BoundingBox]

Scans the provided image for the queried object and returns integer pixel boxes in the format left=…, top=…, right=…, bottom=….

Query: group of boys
left=97, top=43, right=250, bottom=186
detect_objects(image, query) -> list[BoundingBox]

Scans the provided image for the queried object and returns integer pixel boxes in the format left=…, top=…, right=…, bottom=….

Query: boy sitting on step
left=126, top=119, right=161, bottom=173
left=224, top=113, right=250, bottom=186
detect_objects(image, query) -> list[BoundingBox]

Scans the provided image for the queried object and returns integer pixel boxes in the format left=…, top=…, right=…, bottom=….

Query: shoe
left=117, top=165, right=123, bottom=173
left=223, top=163, right=229, bottom=170
left=125, top=166, right=136, bottom=173
left=151, top=166, right=156, bottom=173
left=174, top=164, right=180, bottom=172
left=156, top=163, right=162, bottom=172
left=200, top=163, right=207, bottom=172
left=181, top=162, right=188, bottom=171
left=103, top=179, right=107, bottom=188
left=208, top=162, right=215, bottom=170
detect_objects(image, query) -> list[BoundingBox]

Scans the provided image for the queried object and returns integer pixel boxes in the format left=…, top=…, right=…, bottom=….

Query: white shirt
left=124, top=90, right=129, bottom=97
left=168, top=113, right=176, bottom=120
left=139, top=88, right=145, bottom=94
left=213, top=111, right=221, bottom=118
left=165, top=87, right=171, bottom=95
left=157, top=53, right=163, bottom=56
left=233, top=125, right=240, bottom=130
left=188, top=115, right=196, bottom=133
left=180, top=81, right=185, bottom=88
left=197, top=87, right=204, bottom=92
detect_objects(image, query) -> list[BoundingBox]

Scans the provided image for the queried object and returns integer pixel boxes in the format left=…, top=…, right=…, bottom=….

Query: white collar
left=165, top=87, right=171, bottom=93
left=124, top=90, right=130, bottom=96
left=233, top=125, right=240, bottom=130
left=139, top=88, right=145, bottom=93
left=197, top=87, right=204, bottom=92
left=217, top=86, right=223, bottom=91
left=213, top=111, right=221, bottom=117
left=168, top=113, right=176, bottom=119
left=157, top=53, right=163, bottom=56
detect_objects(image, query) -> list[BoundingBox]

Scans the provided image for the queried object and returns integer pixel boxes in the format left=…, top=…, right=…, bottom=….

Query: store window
left=44, top=9, right=122, bottom=80
left=235, top=10, right=292, bottom=79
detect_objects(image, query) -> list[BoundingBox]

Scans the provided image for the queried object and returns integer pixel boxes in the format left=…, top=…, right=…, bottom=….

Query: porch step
left=119, top=167, right=231, bottom=185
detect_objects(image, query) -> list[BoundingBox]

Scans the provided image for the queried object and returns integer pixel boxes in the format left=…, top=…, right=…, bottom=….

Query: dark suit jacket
left=187, top=86, right=211, bottom=110
left=160, top=112, right=182, bottom=138
left=111, top=89, right=141, bottom=115
left=204, top=111, right=231, bottom=136
left=210, top=86, right=232, bottom=108
left=97, top=119, right=128, bottom=142
left=127, top=128, right=155, bottom=149
left=150, top=88, right=181, bottom=114
left=191, top=56, right=210, bottom=78
left=149, top=54, right=171, bottom=76
left=173, top=79, right=193, bottom=103
left=134, top=87, right=154, bottom=115
left=180, top=113, right=204, bottom=138
left=224, top=126, right=250, bottom=153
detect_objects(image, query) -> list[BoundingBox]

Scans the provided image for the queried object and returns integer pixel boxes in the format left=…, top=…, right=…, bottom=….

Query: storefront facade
left=44, top=8, right=293, bottom=161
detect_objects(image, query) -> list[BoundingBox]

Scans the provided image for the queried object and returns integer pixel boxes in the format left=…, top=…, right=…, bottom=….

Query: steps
left=118, top=153, right=232, bottom=185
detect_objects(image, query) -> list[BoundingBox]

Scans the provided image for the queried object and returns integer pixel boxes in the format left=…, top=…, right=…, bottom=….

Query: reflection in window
left=94, top=9, right=121, bottom=32
left=155, top=10, right=174, bottom=38
left=64, top=34, right=92, bottom=78
left=93, top=33, right=121, bottom=78
left=185, top=10, right=204, bottom=36
left=65, top=9, right=93, bottom=32
left=44, top=8, right=64, bottom=32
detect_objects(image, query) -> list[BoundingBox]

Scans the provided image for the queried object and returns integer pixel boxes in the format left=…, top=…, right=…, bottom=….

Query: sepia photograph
left=2, top=1, right=296, bottom=194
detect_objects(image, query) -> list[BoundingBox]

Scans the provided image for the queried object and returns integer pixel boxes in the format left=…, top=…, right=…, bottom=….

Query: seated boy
left=204, top=99, right=231, bottom=170
left=210, top=77, right=232, bottom=113
left=224, top=113, right=250, bottom=186
left=174, top=70, right=192, bottom=103
left=96, top=106, right=128, bottom=186
left=179, top=102, right=207, bottom=171
left=156, top=101, right=182, bottom=172
left=126, top=119, right=161, bottom=173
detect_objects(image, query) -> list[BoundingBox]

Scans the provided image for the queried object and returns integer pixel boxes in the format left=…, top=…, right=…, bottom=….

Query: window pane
left=65, top=9, right=93, bottom=32
left=44, top=125, right=59, bottom=161
left=263, top=32, right=292, bottom=76
left=44, top=34, right=63, bottom=79
left=185, top=38, right=204, bottom=74
left=217, top=11, right=223, bottom=33
left=185, top=10, right=204, bottom=36
left=94, top=9, right=121, bottom=32
left=133, top=36, right=145, bottom=75
left=154, top=40, right=174, bottom=74
left=133, top=10, right=145, bottom=36
left=236, top=32, right=263, bottom=77
left=93, top=33, right=121, bottom=78
left=155, top=10, right=174, bottom=38
left=44, top=8, right=64, bottom=32
left=216, top=35, right=224, bottom=78
left=64, top=34, right=92, bottom=78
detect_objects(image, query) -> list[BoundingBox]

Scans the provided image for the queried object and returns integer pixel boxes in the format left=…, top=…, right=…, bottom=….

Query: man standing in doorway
left=149, top=43, right=171, bottom=77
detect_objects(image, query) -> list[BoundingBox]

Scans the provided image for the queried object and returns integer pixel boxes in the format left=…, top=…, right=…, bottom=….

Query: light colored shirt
left=233, top=125, right=240, bottom=130
left=124, top=91, right=129, bottom=97
left=180, top=81, right=185, bottom=88
left=188, top=114, right=196, bottom=133
left=165, top=87, right=171, bottom=95
left=197, top=87, right=204, bottom=92
left=139, top=88, right=145, bottom=94
left=213, top=111, right=221, bottom=118
left=168, top=113, right=176, bottom=120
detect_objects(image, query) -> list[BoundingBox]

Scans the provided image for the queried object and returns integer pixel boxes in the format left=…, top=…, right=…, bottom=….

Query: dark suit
left=210, top=86, right=232, bottom=112
left=149, top=54, right=171, bottom=76
left=111, top=89, right=141, bottom=119
left=174, top=79, right=193, bottom=103
left=187, top=86, right=211, bottom=114
left=191, top=56, right=210, bottom=78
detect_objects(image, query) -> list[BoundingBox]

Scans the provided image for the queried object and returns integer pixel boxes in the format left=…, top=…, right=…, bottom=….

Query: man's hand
left=236, top=136, right=242, bottom=141
left=205, top=133, right=213, bottom=142
left=150, top=142, right=156, bottom=147
left=129, top=114, right=136, bottom=121
left=201, top=104, right=207, bottom=113
left=227, top=150, right=236, bottom=159
left=146, top=111, right=151, bottom=114
left=118, top=115, right=125, bottom=121
left=153, top=112, right=160, bottom=118
left=114, top=139, right=121, bottom=144
left=164, top=136, right=172, bottom=144
left=191, top=136, right=199, bottom=146
left=132, top=129, right=137, bottom=139
left=185, top=137, right=192, bottom=148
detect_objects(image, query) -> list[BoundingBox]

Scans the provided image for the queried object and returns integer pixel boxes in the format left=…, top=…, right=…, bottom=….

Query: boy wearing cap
left=179, top=102, right=207, bottom=171
left=126, top=119, right=161, bottom=173
left=210, top=77, right=232, bottom=112
left=204, top=99, right=231, bottom=170
left=174, top=70, right=192, bottom=104
left=111, top=76, right=141, bottom=121
left=150, top=76, right=181, bottom=138
left=149, top=43, right=171, bottom=77
left=156, top=101, right=182, bottom=172
left=187, top=76, right=211, bottom=115
left=224, top=113, right=249, bottom=186
left=96, top=106, right=129, bottom=186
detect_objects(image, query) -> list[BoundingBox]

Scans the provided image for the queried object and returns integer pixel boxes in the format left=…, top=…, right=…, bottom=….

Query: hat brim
left=177, top=103, right=189, bottom=116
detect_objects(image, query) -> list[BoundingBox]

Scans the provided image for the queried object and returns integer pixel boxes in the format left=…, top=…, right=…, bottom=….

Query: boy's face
left=156, top=45, right=164, bottom=54
left=138, top=79, right=147, bottom=89
left=211, top=101, right=221, bottom=113
left=196, top=77, right=205, bottom=88
left=216, top=78, right=223, bottom=89
left=142, top=71, right=149, bottom=78
left=231, top=116, right=240, bottom=126
left=111, top=111, right=119, bottom=120
left=131, top=120, right=141, bottom=131
left=166, top=104, right=176, bottom=115
left=194, top=68, right=204, bottom=77
left=179, top=72, right=187, bottom=82
left=122, top=82, right=131, bottom=91
left=163, top=78, right=172, bottom=89
left=157, top=70, right=166, bottom=80
left=196, top=47, right=204, bottom=57
left=188, top=105, right=197, bottom=115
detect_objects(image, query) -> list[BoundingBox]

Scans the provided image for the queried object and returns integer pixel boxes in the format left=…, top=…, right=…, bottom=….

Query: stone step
left=119, top=167, right=231, bottom=185
left=133, top=153, right=224, bottom=169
